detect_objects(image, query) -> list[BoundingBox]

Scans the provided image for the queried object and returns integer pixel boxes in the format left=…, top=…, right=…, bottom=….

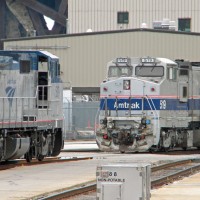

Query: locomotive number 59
left=160, top=100, right=166, bottom=110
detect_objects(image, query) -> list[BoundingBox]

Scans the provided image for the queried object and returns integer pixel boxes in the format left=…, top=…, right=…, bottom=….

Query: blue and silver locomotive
left=0, top=50, right=63, bottom=161
left=96, top=57, right=200, bottom=153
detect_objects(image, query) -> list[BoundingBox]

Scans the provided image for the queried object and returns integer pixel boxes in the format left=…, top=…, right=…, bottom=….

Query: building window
left=117, top=12, right=129, bottom=24
left=178, top=18, right=191, bottom=32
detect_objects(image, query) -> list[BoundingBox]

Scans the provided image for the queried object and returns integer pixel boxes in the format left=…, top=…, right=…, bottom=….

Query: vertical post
left=105, top=97, right=108, bottom=117
left=15, top=98, right=17, bottom=126
left=2, top=98, right=4, bottom=128
left=129, top=97, right=131, bottom=116
left=115, top=97, right=118, bottom=117
left=66, top=18, right=68, bottom=34
left=33, top=30, right=36, bottom=37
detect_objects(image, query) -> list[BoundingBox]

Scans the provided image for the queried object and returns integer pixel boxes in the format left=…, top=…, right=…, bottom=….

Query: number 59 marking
left=160, top=100, right=166, bottom=110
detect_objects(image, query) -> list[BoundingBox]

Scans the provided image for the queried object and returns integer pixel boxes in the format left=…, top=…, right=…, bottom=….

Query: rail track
left=0, top=156, right=93, bottom=171
left=35, top=158, right=200, bottom=200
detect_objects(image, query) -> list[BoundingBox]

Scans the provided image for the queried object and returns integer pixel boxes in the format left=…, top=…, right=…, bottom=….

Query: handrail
left=145, top=95, right=158, bottom=116
left=105, top=97, right=108, bottom=117
left=95, top=97, right=108, bottom=133
left=0, top=85, right=51, bottom=100
left=94, top=107, right=100, bottom=133
left=0, top=85, right=59, bottom=126
left=115, top=97, right=118, bottom=117
left=129, top=96, right=131, bottom=116
left=144, top=95, right=160, bottom=144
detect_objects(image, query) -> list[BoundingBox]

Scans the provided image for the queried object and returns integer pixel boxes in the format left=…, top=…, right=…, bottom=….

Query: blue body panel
left=100, top=98, right=198, bottom=111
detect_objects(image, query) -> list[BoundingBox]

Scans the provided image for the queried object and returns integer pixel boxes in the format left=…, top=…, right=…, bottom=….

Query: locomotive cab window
left=38, top=72, right=48, bottom=101
left=50, top=60, right=60, bottom=80
left=182, top=86, right=188, bottom=98
left=37, top=56, right=49, bottom=108
left=108, top=66, right=132, bottom=77
left=135, top=65, right=164, bottom=77
left=120, top=66, right=132, bottom=76
left=58, top=63, right=61, bottom=75
left=20, top=60, right=30, bottom=73
left=167, top=66, right=177, bottom=80
left=179, top=83, right=188, bottom=102
left=108, top=66, right=118, bottom=77
left=38, top=61, right=48, bottom=72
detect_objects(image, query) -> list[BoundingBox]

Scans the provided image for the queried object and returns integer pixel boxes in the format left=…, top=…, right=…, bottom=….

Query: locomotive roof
left=157, top=57, right=177, bottom=65
left=110, top=57, right=177, bottom=65
left=0, top=50, right=58, bottom=59
left=40, top=51, right=59, bottom=59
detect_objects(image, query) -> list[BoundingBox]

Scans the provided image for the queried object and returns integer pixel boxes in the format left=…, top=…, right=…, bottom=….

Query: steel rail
left=35, top=159, right=200, bottom=200
left=151, top=158, right=193, bottom=172
left=151, top=163, right=200, bottom=188
left=38, top=183, right=96, bottom=200
left=0, top=156, right=93, bottom=171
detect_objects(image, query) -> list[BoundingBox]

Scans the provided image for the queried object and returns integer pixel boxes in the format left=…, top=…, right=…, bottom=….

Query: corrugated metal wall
left=3, top=30, right=200, bottom=88
left=68, top=0, right=200, bottom=33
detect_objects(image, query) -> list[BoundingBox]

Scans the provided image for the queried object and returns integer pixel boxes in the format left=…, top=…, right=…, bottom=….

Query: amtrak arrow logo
left=6, top=86, right=16, bottom=106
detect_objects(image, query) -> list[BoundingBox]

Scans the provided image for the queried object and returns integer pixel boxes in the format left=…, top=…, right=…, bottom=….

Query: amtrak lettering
left=114, top=101, right=140, bottom=109
left=99, top=98, right=142, bottom=110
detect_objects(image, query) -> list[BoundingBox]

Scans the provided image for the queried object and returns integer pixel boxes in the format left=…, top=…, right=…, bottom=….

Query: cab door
left=177, top=62, right=190, bottom=118
left=38, top=61, right=48, bottom=109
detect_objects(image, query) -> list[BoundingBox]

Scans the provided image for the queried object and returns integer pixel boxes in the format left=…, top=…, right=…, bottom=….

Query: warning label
left=97, top=178, right=125, bottom=183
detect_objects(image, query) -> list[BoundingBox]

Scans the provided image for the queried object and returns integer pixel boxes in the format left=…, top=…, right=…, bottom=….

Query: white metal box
left=96, top=163, right=151, bottom=200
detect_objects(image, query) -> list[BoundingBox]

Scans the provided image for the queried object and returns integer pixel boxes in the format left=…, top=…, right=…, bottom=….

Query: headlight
left=134, top=123, right=140, bottom=129
left=107, top=122, right=114, bottom=129
left=100, top=118, right=107, bottom=125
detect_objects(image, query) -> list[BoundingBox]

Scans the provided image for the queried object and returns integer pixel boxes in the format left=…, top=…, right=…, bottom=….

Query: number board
left=141, top=57, right=156, bottom=63
left=116, top=57, right=129, bottom=63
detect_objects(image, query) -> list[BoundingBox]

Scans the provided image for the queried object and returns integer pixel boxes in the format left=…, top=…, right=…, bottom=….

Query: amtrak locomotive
left=0, top=50, right=63, bottom=162
left=96, top=57, right=200, bottom=153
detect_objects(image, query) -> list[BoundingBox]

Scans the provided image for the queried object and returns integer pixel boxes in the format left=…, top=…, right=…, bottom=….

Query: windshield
left=108, top=66, right=133, bottom=77
left=135, top=65, right=164, bottom=77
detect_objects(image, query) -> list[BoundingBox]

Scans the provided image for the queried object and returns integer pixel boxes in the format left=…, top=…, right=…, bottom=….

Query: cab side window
left=20, top=60, right=30, bottom=73
left=167, top=67, right=177, bottom=80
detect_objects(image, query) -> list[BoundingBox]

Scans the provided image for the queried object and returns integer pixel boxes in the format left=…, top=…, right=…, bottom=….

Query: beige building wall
left=3, top=30, right=200, bottom=89
left=68, top=0, right=200, bottom=33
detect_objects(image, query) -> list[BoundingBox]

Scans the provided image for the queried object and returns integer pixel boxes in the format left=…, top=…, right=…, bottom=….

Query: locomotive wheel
left=182, top=147, right=187, bottom=151
left=38, top=154, right=44, bottom=161
left=25, top=148, right=33, bottom=162
left=149, top=145, right=160, bottom=153
left=52, top=130, right=63, bottom=156
left=160, top=147, right=169, bottom=152
left=149, top=148, right=154, bottom=153
left=164, top=147, right=170, bottom=152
